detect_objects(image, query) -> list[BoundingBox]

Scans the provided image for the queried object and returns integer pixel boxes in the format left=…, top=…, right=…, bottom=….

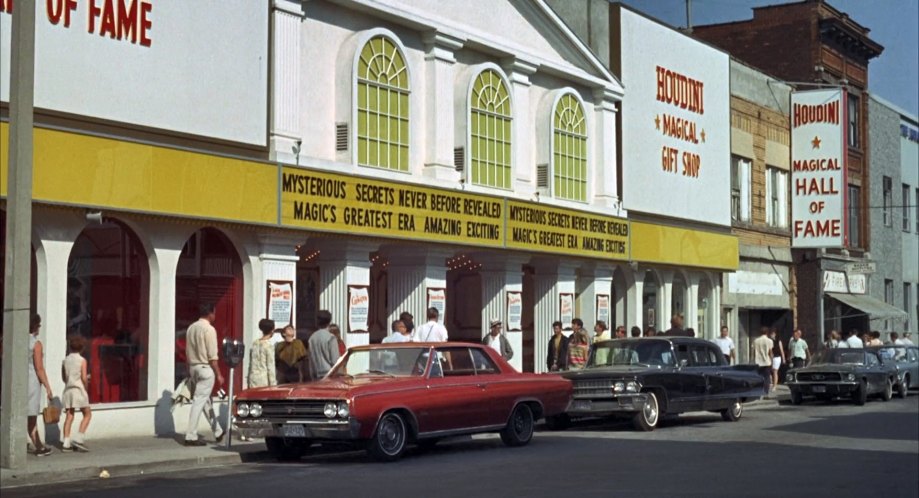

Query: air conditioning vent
left=537, top=163, right=549, bottom=189
left=335, top=123, right=349, bottom=152
left=454, top=147, right=465, bottom=172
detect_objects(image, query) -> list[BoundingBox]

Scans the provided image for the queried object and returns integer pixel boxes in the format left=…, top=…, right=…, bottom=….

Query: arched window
left=357, top=36, right=410, bottom=171
left=553, top=93, right=587, bottom=202
left=470, top=69, right=512, bottom=189
left=67, top=220, right=149, bottom=403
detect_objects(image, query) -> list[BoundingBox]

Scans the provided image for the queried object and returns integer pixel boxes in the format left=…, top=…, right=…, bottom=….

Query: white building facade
left=1, top=0, right=737, bottom=439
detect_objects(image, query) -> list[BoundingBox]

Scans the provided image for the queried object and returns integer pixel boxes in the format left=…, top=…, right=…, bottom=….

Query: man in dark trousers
left=547, top=321, right=569, bottom=371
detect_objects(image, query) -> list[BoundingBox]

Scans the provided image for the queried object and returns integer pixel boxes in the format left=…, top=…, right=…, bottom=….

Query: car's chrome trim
left=416, top=424, right=506, bottom=439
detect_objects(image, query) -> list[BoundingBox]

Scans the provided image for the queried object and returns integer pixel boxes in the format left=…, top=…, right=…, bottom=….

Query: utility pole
left=685, top=0, right=693, bottom=33
left=1, top=0, right=37, bottom=470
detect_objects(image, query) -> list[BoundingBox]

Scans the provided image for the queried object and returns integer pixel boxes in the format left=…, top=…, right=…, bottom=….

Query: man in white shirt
left=382, top=320, right=411, bottom=343
left=846, top=329, right=864, bottom=348
left=412, top=307, right=448, bottom=343
left=902, top=333, right=914, bottom=345
left=713, top=326, right=736, bottom=364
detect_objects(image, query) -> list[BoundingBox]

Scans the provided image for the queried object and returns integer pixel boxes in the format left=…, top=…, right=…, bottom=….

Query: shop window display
left=67, top=220, right=149, bottom=403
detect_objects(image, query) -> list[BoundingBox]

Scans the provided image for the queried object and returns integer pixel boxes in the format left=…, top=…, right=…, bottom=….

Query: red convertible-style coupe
left=234, top=342, right=572, bottom=461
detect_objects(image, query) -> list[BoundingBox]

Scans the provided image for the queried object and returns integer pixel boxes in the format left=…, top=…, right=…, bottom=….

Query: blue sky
left=620, top=0, right=919, bottom=116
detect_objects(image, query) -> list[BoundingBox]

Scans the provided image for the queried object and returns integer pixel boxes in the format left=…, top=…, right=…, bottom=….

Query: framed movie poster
left=506, top=291, right=523, bottom=332
left=266, top=280, right=294, bottom=326
left=427, top=288, right=446, bottom=323
left=596, top=294, right=610, bottom=326
left=348, top=285, right=370, bottom=333
left=559, top=293, right=574, bottom=330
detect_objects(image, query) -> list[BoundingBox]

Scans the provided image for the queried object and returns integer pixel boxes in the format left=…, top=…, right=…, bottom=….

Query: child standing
left=61, top=336, right=92, bottom=452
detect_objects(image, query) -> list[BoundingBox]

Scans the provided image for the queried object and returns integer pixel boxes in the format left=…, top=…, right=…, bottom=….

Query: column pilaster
left=422, top=31, right=464, bottom=180
left=478, top=255, right=526, bottom=371
left=316, top=240, right=377, bottom=347
left=626, top=268, right=645, bottom=333
left=576, top=264, right=614, bottom=328
left=270, top=0, right=305, bottom=163
left=383, top=247, right=453, bottom=331
left=531, top=260, right=577, bottom=373
left=503, top=58, right=537, bottom=196
left=592, top=88, right=620, bottom=210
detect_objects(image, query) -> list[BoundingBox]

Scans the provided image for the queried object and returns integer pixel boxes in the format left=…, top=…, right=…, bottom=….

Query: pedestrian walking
left=593, top=321, right=612, bottom=365
left=309, top=310, right=340, bottom=380
left=27, top=314, right=54, bottom=457
left=61, top=335, right=92, bottom=452
left=547, top=321, right=569, bottom=372
left=788, top=329, right=810, bottom=369
left=399, top=311, right=415, bottom=337
left=713, top=326, right=735, bottom=364
left=824, top=330, right=841, bottom=348
left=571, top=318, right=587, bottom=342
left=643, top=327, right=656, bottom=337
left=567, top=330, right=590, bottom=371
left=412, top=307, right=449, bottom=343
left=753, top=326, right=774, bottom=394
left=248, top=319, right=277, bottom=388
left=902, top=333, right=915, bottom=345
left=630, top=326, right=641, bottom=338
left=866, top=331, right=883, bottom=346
left=482, top=319, right=513, bottom=360
left=276, top=324, right=308, bottom=383
left=769, top=328, right=785, bottom=391
left=663, top=314, right=688, bottom=337
left=612, top=324, right=626, bottom=339
left=184, top=303, right=225, bottom=446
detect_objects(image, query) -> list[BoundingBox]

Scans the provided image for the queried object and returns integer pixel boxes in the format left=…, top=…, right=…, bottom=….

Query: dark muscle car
left=869, top=345, right=919, bottom=398
left=554, top=338, right=765, bottom=431
left=234, top=342, right=572, bottom=461
left=786, top=349, right=899, bottom=405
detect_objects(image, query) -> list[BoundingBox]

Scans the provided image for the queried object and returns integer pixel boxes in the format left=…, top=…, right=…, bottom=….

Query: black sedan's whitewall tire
left=632, top=391, right=659, bottom=431
left=500, top=404, right=535, bottom=447
left=720, top=400, right=743, bottom=422
left=368, top=412, right=408, bottom=462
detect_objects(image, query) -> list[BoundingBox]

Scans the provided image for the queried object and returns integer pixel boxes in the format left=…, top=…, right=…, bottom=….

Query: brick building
left=723, top=60, right=795, bottom=363
left=693, top=0, right=885, bottom=347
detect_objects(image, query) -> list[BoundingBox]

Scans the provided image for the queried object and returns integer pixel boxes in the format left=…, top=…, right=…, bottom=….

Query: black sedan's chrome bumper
left=566, top=393, right=650, bottom=416
left=235, top=418, right=361, bottom=440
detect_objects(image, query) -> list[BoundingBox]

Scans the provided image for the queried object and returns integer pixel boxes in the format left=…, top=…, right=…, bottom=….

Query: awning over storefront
left=827, top=293, right=908, bottom=320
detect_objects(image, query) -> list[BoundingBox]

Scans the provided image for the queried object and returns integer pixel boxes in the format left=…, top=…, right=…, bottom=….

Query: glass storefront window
left=67, top=220, right=149, bottom=403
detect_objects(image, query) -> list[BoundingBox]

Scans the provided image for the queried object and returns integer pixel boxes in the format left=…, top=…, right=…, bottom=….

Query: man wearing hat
left=482, top=318, right=514, bottom=360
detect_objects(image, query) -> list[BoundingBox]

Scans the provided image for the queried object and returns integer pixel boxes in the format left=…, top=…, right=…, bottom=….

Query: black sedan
left=552, top=338, right=765, bottom=431
left=786, top=349, right=898, bottom=405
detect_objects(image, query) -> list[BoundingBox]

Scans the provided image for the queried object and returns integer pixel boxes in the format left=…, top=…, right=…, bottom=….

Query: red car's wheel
left=368, top=412, right=408, bottom=462
left=500, top=404, right=534, bottom=447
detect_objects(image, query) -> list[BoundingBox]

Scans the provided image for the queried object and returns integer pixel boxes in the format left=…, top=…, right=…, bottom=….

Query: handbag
left=42, top=404, right=61, bottom=425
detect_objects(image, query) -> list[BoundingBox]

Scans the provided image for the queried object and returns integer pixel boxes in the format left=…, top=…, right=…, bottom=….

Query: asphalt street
left=7, top=396, right=918, bottom=498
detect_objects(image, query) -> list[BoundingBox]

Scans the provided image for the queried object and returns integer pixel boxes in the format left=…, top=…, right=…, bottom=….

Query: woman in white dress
left=61, top=336, right=92, bottom=452
left=28, top=314, right=54, bottom=456
left=247, top=319, right=277, bottom=388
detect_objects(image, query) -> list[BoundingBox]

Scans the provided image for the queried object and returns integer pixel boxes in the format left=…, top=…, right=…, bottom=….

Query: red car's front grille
left=256, top=400, right=329, bottom=419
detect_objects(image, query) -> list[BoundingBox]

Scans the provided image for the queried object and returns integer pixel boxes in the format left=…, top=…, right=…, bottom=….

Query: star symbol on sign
left=811, top=136, right=821, bottom=149
left=654, top=115, right=661, bottom=130
left=700, top=129, right=706, bottom=143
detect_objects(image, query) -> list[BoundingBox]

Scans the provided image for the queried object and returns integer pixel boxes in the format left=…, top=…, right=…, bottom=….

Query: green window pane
left=357, top=36, right=410, bottom=171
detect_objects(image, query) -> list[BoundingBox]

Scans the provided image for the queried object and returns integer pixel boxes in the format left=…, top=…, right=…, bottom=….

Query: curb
left=0, top=450, right=272, bottom=490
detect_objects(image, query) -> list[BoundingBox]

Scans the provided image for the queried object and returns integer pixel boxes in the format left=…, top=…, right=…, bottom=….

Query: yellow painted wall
left=1, top=123, right=277, bottom=224
left=631, top=221, right=739, bottom=270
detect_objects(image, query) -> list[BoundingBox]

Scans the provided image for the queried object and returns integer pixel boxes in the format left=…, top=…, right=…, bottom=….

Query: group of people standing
left=824, top=329, right=914, bottom=348
left=753, top=326, right=812, bottom=393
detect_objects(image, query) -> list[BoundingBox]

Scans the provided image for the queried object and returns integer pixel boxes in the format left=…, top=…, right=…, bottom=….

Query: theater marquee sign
left=790, top=89, right=847, bottom=248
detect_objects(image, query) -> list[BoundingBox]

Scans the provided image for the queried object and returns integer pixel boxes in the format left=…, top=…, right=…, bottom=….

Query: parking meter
left=222, top=338, right=245, bottom=368
left=221, top=338, right=245, bottom=448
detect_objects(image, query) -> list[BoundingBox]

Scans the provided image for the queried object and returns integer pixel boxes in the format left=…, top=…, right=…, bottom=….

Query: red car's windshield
left=329, top=347, right=431, bottom=378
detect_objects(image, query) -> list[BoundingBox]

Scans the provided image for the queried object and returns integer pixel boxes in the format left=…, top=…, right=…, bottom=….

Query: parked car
left=868, top=345, right=919, bottom=398
left=786, top=349, right=898, bottom=405
left=234, top=342, right=572, bottom=461
left=553, top=338, right=765, bottom=431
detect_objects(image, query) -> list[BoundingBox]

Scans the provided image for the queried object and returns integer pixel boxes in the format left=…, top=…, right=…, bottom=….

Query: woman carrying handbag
left=28, top=314, right=54, bottom=457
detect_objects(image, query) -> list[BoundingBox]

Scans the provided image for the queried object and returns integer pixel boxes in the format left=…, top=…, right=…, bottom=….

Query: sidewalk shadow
left=154, top=390, right=177, bottom=438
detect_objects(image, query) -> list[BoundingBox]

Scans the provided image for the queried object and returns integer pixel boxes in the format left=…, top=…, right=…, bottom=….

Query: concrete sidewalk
left=0, top=435, right=271, bottom=489
left=744, top=384, right=791, bottom=409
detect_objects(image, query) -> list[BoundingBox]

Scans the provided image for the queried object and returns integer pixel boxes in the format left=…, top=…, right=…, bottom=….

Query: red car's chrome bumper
left=236, top=418, right=361, bottom=440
